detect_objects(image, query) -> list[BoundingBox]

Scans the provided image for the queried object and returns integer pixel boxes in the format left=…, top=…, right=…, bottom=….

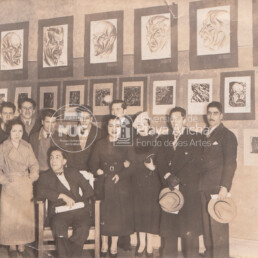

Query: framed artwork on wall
left=134, top=4, right=178, bottom=74
left=244, top=129, right=258, bottom=166
left=220, top=70, right=255, bottom=120
left=14, top=86, right=32, bottom=116
left=188, top=78, right=212, bottom=115
left=0, top=88, right=8, bottom=106
left=38, top=82, right=60, bottom=111
left=85, top=11, right=123, bottom=76
left=119, top=77, right=147, bottom=115
left=189, top=0, right=238, bottom=70
left=152, top=79, right=176, bottom=115
left=38, top=16, right=73, bottom=79
left=0, top=21, right=28, bottom=80
left=90, top=78, right=116, bottom=119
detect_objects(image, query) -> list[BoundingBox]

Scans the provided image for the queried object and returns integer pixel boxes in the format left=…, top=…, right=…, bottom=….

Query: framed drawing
left=0, top=88, right=8, bottom=106
left=0, top=21, right=28, bottom=80
left=90, top=78, right=116, bottom=119
left=14, top=86, right=32, bottom=116
left=189, top=0, right=238, bottom=70
left=85, top=11, right=123, bottom=76
left=38, top=82, right=60, bottom=110
left=253, top=0, right=258, bottom=66
left=134, top=4, right=178, bottom=74
left=63, top=80, right=88, bottom=116
left=188, top=79, right=212, bottom=115
left=220, top=71, right=255, bottom=120
left=38, top=16, right=73, bottom=78
left=152, top=79, right=176, bottom=115
left=119, top=77, right=147, bottom=115
left=244, top=129, right=258, bottom=166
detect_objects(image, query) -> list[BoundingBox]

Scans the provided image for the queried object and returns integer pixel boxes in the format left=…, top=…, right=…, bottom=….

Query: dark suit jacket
left=199, top=123, right=238, bottom=194
left=0, top=125, right=8, bottom=144
left=68, top=125, right=105, bottom=171
left=16, top=116, right=42, bottom=142
left=37, top=167, right=94, bottom=218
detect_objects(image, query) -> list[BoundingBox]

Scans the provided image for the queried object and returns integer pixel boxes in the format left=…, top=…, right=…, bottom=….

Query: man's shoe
left=135, top=249, right=144, bottom=257
left=8, top=250, right=18, bottom=258
left=100, top=251, right=108, bottom=257
left=146, top=252, right=153, bottom=258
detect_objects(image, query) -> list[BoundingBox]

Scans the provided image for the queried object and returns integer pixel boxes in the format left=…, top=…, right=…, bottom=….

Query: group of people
left=0, top=97, right=238, bottom=258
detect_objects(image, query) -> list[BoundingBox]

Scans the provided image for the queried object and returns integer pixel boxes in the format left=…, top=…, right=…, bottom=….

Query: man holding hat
left=200, top=101, right=238, bottom=258
left=157, top=107, right=203, bottom=258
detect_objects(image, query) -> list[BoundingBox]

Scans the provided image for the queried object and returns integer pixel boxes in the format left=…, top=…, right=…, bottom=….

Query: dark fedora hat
left=159, top=187, right=184, bottom=213
left=208, top=197, right=237, bottom=223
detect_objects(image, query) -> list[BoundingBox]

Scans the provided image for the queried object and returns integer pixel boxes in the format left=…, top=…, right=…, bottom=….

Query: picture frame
left=189, top=0, right=238, bottom=70
left=220, top=70, right=255, bottom=120
left=85, top=11, right=123, bottom=76
left=90, top=78, right=117, bottom=119
left=38, top=16, right=73, bottom=79
left=134, top=4, right=178, bottom=74
left=253, top=0, right=258, bottom=66
left=38, top=82, right=60, bottom=111
left=188, top=78, right=213, bottom=115
left=0, top=88, right=8, bottom=106
left=244, top=129, right=258, bottom=166
left=63, top=80, right=88, bottom=116
left=14, top=86, right=32, bottom=116
left=0, top=21, right=29, bottom=80
left=152, top=79, right=176, bottom=115
left=119, top=77, right=147, bottom=115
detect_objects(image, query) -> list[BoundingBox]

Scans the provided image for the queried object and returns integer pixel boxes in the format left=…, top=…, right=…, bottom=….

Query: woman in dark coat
left=129, top=112, right=161, bottom=257
left=89, top=115, right=133, bottom=257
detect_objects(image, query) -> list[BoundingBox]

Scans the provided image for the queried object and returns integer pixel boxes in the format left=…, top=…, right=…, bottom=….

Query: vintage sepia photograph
left=188, top=78, right=212, bottom=115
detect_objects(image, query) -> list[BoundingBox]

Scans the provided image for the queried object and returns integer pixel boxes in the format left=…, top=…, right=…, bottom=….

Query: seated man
left=37, top=146, right=94, bottom=258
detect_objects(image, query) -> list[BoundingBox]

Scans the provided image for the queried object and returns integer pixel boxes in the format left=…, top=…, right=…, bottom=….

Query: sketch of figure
left=69, top=91, right=80, bottom=105
left=43, top=25, right=68, bottom=67
left=44, top=92, right=54, bottom=108
left=155, top=86, right=173, bottom=105
left=197, top=6, right=230, bottom=56
left=90, top=19, right=117, bottom=64
left=124, top=86, right=141, bottom=106
left=229, top=81, right=246, bottom=107
left=191, top=83, right=210, bottom=103
left=95, top=88, right=110, bottom=106
left=1, top=30, right=23, bottom=70
left=141, top=13, right=171, bottom=60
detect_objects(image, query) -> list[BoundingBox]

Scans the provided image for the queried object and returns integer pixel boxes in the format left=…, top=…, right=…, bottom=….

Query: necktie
left=56, top=172, right=63, bottom=176
left=46, top=133, right=50, bottom=138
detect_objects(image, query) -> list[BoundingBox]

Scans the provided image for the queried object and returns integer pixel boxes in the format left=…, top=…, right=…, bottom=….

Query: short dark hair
left=41, top=109, right=57, bottom=121
left=47, top=146, right=68, bottom=161
left=207, top=101, right=223, bottom=113
left=18, top=97, right=36, bottom=110
left=76, top=105, right=93, bottom=116
left=169, top=107, right=186, bottom=119
left=0, top=101, right=16, bottom=113
left=111, top=99, right=127, bottom=110
left=6, top=119, right=25, bottom=136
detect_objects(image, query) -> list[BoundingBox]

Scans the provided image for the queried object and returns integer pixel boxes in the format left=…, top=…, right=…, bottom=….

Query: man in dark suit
left=16, top=97, right=41, bottom=142
left=199, top=101, right=238, bottom=258
left=68, top=105, right=104, bottom=171
left=30, top=108, right=59, bottom=173
left=37, top=146, right=94, bottom=258
left=157, top=107, right=203, bottom=258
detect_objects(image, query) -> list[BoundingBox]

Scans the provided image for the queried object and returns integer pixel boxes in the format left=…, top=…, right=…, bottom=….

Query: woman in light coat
left=0, top=119, right=39, bottom=258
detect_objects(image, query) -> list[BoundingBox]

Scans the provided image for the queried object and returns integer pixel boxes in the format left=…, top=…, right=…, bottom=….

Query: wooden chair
left=37, top=200, right=100, bottom=258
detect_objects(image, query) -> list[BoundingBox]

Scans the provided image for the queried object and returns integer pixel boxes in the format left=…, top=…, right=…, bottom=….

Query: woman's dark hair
left=102, top=115, right=120, bottom=132
left=6, top=119, right=25, bottom=136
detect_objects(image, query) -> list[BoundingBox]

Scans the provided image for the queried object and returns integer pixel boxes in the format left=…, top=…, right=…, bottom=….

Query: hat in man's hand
left=159, top=187, right=184, bottom=213
left=208, top=197, right=237, bottom=223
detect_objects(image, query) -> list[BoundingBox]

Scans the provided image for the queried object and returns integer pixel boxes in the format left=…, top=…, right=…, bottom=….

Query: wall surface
left=0, top=0, right=257, bottom=243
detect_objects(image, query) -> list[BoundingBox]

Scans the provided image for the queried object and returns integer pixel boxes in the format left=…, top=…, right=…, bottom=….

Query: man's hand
left=97, top=169, right=104, bottom=175
left=166, top=174, right=180, bottom=191
left=218, top=186, right=228, bottom=200
left=58, top=193, right=75, bottom=208
left=144, top=158, right=155, bottom=171
left=112, top=174, right=119, bottom=184
left=124, top=160, right=130, bottom=168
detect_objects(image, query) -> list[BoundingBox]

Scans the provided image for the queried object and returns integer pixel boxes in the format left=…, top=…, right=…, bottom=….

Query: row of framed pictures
left=0, top=70, right=255, bottom=120
left=3, top=0, right=258, bottom=80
